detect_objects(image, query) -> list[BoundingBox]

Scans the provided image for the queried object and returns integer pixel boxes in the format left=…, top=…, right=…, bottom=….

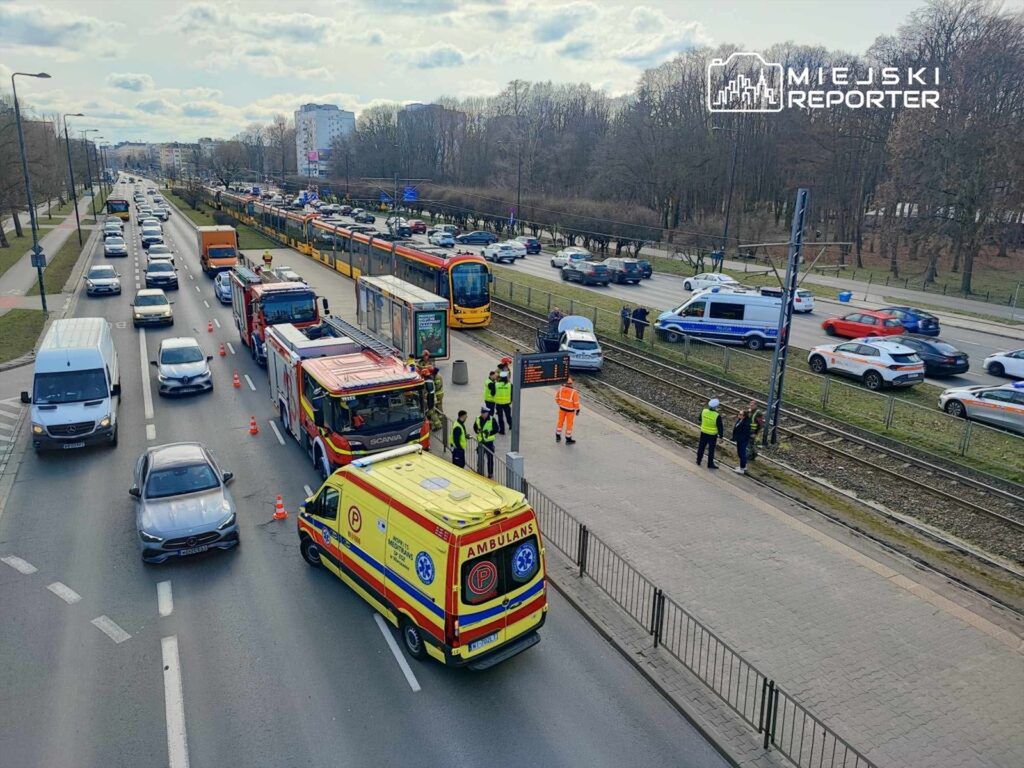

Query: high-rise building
left=294, top=103, right=355, bottom=177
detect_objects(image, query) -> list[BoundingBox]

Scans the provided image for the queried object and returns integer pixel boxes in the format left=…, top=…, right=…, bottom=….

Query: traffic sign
left=31, top=244, right=43, bottom=255
left=31, top=252, right=46, bottom=269
left=518, top=352, right=570, bottom=389
left=402, top=186, right=418, bottom=202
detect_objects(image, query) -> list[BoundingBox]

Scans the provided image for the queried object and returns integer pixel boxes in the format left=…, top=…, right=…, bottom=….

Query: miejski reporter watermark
left=707, top=52, right=941, bottom=113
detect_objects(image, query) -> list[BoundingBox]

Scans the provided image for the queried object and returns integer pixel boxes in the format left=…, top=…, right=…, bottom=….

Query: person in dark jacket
left=620, top=305, right=631, bottom=336
left=631, top=306, right=650, bottom=340
left=731, top=409, right=751, bottom=474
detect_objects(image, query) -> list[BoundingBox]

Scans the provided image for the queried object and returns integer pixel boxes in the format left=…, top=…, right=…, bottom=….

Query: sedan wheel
left=684, top=281, right=692, bottom=291
left=808, top=355, right=827, bottom=374
left=824, top=324, right=837, bottom=336
left=987, top=362, right=1005, bottom=377
left=944, top=400, right=967, bottom=418
left=863, top=371, right=883, bottom=390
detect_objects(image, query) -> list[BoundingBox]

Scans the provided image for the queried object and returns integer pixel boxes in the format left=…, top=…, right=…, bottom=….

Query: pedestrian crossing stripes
left=0, top=397, right=25, bottom=461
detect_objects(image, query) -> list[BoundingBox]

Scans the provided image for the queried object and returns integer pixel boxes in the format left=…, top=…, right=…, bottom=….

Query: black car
left=636, top=259, right=653, bottom=279
left=889, top=335, right=969, bottom=377
left=354, top=211, right=376, bottom=224
left=562, top=260, right=610, bottom=286
left=516, top=235, right=542, bottom=254
left=604, top=257, right=643, bottom=284
left=144, top=261, right=179, bottom=290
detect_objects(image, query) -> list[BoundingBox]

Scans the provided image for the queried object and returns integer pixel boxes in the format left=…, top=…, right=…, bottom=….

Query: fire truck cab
left=266, top=317, right=430, bottom=477
left=230, top=264, right=321, bottom=365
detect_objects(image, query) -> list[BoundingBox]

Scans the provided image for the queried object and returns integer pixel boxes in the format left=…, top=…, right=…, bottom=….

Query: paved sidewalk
left=289, top=255, right=1024, bottom=768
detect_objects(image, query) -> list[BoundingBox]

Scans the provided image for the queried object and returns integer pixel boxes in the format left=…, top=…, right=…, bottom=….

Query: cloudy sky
left=0, top=0, right=978, bottom=144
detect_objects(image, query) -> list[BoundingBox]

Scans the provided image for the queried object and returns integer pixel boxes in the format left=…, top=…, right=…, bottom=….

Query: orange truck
left=197, top=225, right=239, bottom=275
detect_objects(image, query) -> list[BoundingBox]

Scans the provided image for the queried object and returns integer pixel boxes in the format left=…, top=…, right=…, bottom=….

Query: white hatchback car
left=807, top=339, right=925, bottom=390
left=482, top=242, right=523, bottom=263
left=683, top=273, right=739, bottom=292
left=983, top=349, right=1024, bottom=379
left=939, top=382, right=1024, bottom=435
left=551, top=246, right=590, bottom=268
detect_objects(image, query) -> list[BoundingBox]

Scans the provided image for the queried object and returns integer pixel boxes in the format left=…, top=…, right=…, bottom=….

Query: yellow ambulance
left=297, top=444, right=548, bottom=669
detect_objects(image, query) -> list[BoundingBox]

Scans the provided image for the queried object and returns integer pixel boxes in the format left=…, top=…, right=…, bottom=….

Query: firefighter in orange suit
left=554, top=378, right=580, bottom=445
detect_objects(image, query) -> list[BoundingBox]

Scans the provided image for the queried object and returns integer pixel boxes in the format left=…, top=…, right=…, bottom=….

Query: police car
left=807, top=339, right=925, bottom=390
left=938, top=381, right=1024, bottom=436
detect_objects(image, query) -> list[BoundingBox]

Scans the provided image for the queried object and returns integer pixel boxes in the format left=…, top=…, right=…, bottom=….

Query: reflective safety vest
left=450, top=421, right=467, bottom=450
left=493, top=380, right=512, bottom=405
left=483, top=380, right=496, bottom=404
left=555, top=385, right=580, bottom=411
left=473, top=416, right=497, bottom=443
left=700, top=408, right=720, bottom=435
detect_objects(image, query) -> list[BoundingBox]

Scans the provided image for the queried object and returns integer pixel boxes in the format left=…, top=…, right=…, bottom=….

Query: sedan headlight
left=217, top=512, right=236, bottom=530
left=139, top=530, right=163, bottom=543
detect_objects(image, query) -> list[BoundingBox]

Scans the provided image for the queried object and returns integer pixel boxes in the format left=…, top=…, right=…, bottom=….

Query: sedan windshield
left=33, top=369, right=108, bottom=404
left=148, top=262, right=174, bottom=273
left=106, top=238, right=125, bottom=246
left=145, top=462, right=220, bottom=499
left=88, top=267, right=116, bottom=279
left=161, top=346, right=204, bottom=364
left=149, top=245, right=171, bottom=254
left=137, top=294, right=168, bottom=306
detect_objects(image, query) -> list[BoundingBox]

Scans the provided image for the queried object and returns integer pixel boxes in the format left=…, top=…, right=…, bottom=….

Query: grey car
left=152, top=337, right=213, bottom=395
left=130, top=443, right=238, bottom=563
left=84, top=264, right=121, bottom=296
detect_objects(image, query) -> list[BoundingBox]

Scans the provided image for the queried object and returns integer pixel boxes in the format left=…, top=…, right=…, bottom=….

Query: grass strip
left=28, top=233, right=84, bottom=296
left=0, top=309, right=46, bottom=363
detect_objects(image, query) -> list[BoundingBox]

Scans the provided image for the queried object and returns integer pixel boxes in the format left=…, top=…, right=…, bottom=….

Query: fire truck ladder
left=321, top=315, right=401, bottom=360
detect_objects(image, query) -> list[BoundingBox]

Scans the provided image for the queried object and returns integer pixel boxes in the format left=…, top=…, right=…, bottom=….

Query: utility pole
left=712, top=124, right=740, bottom=270
left=762, top=188, right=809, bottom=447
left=81, top=129, right=99, bottom=216
left=62, top=113, right=84, bottom=246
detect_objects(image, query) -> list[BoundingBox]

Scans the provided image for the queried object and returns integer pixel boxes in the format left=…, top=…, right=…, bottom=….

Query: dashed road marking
left=157, top=581, right=173, bottom=617
left=91, top=615, right=132, bottom=644
left=194, top=285, right=200, bottom=292
left=1, top=555, right=37, bottom=574
left=139, top=330, right=154, bottom=420
left=268, top=419, right=285, bottom=445
left=161, top=635, right=190, bottom=768
left=203, top=300, right=209, bottom=308
left=213, top=318, right=221, bottom=329
left=303, top=484, right=313, bottom=497
left=374, top=614, right=421, bottom=692
left=189, top=274, right=194, bottom=280
left=244, top=374, right=256, bottom=391
left=47, top=582, right=82, bottom=604
left=226, top=342, right=235, bottom=355
left=146, top=423, right=156, bottom=441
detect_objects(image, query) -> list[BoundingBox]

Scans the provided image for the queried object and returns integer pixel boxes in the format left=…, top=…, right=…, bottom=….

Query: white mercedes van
left=655, top=288, right=782, bottom=350
left=22, top=318, right=120, bottom=451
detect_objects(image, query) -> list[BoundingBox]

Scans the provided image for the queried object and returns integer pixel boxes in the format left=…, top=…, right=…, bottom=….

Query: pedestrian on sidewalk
left=696, top=398, right=723, bottom=469
left=450, top=410, right=468, bottom=468
left=554, top=377, right=580, bottom=445
left=748, top=399, right=763, bottom=461
left=731, top=409, right=751, bottom=474
left=483, top=370, right=497, bottom=415
left=620, top=305, right=632, bottom=336
left=493, top=367, right=513, bottom=435
left=631, top=306, right=650, bottom=340
left=473, top=406, right=497, bottom=478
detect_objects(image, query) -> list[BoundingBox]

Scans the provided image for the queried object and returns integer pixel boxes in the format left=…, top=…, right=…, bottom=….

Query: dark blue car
left=455, top=230, right=498, bottom=245
left=879, top=306, right=940, bottom=336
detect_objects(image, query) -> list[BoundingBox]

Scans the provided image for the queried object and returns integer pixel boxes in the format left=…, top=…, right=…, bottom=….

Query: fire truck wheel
left=315, top=449, right=331, bottom=480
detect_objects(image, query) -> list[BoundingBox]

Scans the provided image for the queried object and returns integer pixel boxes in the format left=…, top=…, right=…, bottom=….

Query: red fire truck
left=265, top=316, right=429, bottom=477
left=230, top=264, right=322, bottom=365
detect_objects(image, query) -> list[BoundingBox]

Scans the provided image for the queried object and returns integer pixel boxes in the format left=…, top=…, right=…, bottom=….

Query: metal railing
left=492, top=275, right=1024, bottom=485
left=430, top=414, right=878, bottom=768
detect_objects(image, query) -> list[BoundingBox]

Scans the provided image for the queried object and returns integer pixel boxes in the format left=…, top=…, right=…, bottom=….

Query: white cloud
left=613, top=23, right=708, bottom=66
left=107, top=73, right=155, bottom=92
left=0, top=3, right=106, bottom=49
left=629, top=6, right=667, bottom=34
left=403, top=43, right=468, bottom=69
left=180, top=101, right=223, bottom=118
left=533, top=2, right=596, bottom=43
left=136, top=98, right=175, bottom=115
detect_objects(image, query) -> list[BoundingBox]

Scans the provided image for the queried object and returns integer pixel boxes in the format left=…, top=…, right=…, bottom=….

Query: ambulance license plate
left=62, top=441, right=86, bottom=449
left=470, top=632, right=498, bottom=652
left=180, top=545, right=209, bottom=556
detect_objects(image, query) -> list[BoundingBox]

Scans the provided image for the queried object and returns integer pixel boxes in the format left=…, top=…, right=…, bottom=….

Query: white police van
left=655, top=288, right=781, bottom=350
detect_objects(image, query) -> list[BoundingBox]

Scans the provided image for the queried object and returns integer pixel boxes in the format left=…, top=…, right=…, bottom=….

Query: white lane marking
left=91, top=615, right=132, bottom=644
left=146, top=423, right=157, bottom=441
left=189, top=273, right=194, bottom=280
left=244, top=374, right=256, bottom=391
left=213, top=318, right=221, bottom=329
left=268, top=419, right=285, bottom=445
left=226, top=342, right=235, bottom=355
left=303, top=484, right=313, bottom=498
left=135, top=281, right=141, bottom=289
left=0, top=421, right=14, bottom=433
left=2, top=555, right=38, bottom=574
left=157, top=581, right=173, bottom=617
left=194, top=285, right=200, bottom=292
left=161, top=635, right=190, bottom=768
left=139, top=330, right=154, bottom=419
left=202, top=300, right=209, bottom=308
left=47, top=581, right=82, bottom=604
left=374, top=614, right=421, bottom=692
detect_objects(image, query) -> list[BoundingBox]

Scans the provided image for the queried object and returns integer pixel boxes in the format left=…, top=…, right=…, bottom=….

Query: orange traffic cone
left=207, top=320, right=213, bottom=332
left=232, top=370, right=241, bottom=388
left=273, top=494, right=288, bottom=520
left=219, top=343, right=226, bottom=357
left=249, top=416, right=259, bottom=435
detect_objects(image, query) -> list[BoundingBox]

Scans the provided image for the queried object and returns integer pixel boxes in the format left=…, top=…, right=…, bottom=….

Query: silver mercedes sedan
left=130, top=443, right=238, bottom=563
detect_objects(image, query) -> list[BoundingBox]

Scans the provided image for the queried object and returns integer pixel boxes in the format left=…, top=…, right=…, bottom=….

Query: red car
left=408, top=219, right=427, bottom=234
left=822, top=310, right=905, bottom=339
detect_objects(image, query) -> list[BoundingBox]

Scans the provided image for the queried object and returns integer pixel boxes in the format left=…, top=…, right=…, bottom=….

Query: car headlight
left=32, top=423, right=44, bottom=435
left=217, top=512, right=236, bottom=530
left=99, top=417, right=111, bottom=427
left=139, top=530, right=163, bottom=543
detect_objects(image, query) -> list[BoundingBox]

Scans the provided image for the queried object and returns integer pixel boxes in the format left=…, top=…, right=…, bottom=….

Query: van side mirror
left=20, top=391, right=30, bottom=404
left=111, top=384, right=121, bottom=397
left=222, top=471, right=234, bottom=484
left=128, top=486, right=141, bottom=498
left=150, top=360, right=158, bottom=367
left=313, top=408, right=325, bottom=429
left=320, top=297, right=329, bottom=314
left=206, top=355, right=214, bottom=362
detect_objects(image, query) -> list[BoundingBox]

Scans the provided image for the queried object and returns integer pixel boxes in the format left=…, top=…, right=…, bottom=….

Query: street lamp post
left=11, top=71, right=52, bottom=313
left=63, top=113, right=84, bottom=246
left=81, top=129, right=99, bottom=216
left=712, top=124, right=740, bottom=271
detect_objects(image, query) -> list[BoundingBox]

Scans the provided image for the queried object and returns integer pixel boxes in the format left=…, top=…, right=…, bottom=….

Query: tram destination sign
left=518, top=352, right=570, bottom=389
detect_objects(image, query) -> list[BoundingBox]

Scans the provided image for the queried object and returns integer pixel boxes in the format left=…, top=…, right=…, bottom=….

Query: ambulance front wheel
left=300, top=536, right=322, bottom=568
left=400, top=618, right=427, bottom=661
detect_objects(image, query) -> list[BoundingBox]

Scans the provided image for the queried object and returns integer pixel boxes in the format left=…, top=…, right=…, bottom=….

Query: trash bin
left=451, top=359, right=469, bottom=385
left=838, top=291, right=852, bottom=303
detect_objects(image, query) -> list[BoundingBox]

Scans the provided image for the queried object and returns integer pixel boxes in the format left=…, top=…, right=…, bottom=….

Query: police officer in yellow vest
left=483, top=370, right=497, bottom=415
left=450, top=410, right=468, bottom=468
left=696, top=398, right=723, bottom=469
left=473, top=406, right=497, bottom=478
left=493, top=368, right=513, bottom=435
